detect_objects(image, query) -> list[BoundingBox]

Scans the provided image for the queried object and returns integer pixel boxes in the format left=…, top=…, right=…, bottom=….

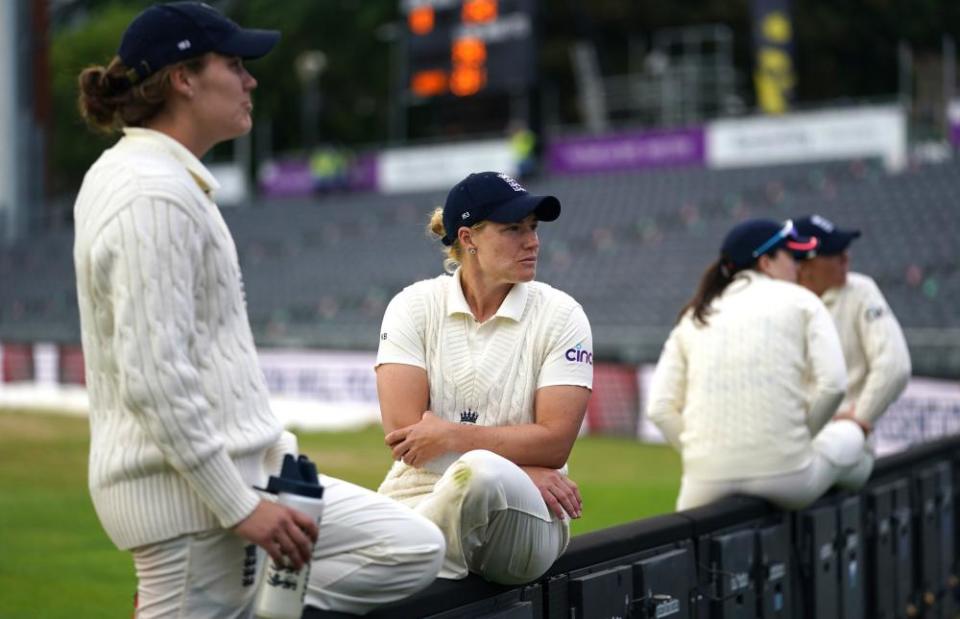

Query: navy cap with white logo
left=441, top=172, right=561, bottom=246
left=118, top=2, right=280, bottom=84
left=794, top=214, right=861, bottom=256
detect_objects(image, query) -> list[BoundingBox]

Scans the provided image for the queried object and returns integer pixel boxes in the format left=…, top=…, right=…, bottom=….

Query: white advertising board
left=208, top=162, right=249, bottom=207
left=256, top=348, right=381, bottom=431
left=637, top=362, right=960, bottom=456
left=707, top=105, right=907, bottom=172
left=873, top=376, right=960, bottom=456
left=378, top=139, right=518, bottom=193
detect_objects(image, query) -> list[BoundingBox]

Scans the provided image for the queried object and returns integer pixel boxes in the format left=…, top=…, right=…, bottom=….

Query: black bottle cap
left=264, top=454, right=324, bottom=499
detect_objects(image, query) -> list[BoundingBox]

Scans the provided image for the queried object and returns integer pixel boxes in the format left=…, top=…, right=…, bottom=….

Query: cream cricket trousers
left=414, top=449, right=570, bottom=585
left=676, top=419, right=875, bottom=511
left=132, top=475, right=445, bottom=618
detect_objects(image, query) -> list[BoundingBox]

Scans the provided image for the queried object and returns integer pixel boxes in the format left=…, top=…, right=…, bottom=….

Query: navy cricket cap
left=118, top=2, right=280, bottom=84
left=441, top=172, right=561, bottom=246
left=794, top=214, right=861, bottom=256
left=721, top=218, right=819, bottom=270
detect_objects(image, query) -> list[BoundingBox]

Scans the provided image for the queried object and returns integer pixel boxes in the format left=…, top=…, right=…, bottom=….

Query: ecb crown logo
left=460, top=409, right=479, bottom=424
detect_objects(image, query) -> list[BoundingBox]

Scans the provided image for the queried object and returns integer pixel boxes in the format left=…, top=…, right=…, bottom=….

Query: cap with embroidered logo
left=441, top=171, right=561, bottom=246
left=118, top=2, right=280, bottom=84
left=794, top=214, right=861, bottom=256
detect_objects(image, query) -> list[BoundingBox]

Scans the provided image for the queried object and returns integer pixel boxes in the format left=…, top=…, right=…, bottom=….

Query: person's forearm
left=855, top=356, right=911, bottom=425
left=446, top=422, right=572, bottom=469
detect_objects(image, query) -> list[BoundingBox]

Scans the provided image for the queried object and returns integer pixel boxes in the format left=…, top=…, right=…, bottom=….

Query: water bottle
left=254, top=454, right=324, bottom=619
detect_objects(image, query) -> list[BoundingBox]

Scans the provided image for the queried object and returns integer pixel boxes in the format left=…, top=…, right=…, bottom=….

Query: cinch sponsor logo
left=565, top=343, right=593, bottom=365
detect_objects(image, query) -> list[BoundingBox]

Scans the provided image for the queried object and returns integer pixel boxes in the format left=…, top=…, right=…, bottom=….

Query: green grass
left=0, top=411, right=680, bottom=618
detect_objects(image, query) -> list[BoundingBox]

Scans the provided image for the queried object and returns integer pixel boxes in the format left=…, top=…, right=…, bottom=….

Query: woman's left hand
left=385, top=411, right=453, bottom=468
left=522, top=466, right=582, bottom=520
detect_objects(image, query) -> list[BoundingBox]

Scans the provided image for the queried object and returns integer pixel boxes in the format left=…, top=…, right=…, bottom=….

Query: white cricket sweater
left=375, top=272, right=593, bottom=503
left=647, top=270, right=847, bottom=481
left=74, top=128, right=281, bottom=550
left=821, top=272, right=911, bottom=425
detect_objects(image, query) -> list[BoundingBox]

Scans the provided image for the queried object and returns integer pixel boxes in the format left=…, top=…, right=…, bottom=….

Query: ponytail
left=677, top=258, right=737, bottom=326
left=77, top=55, right=207, bottom=134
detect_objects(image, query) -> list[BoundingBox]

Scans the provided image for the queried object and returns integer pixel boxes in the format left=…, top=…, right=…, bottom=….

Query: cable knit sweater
left=375, top=271, right=593, bottom=503
left=73, top=128, right=281, bottom=550
left=647, top=271, right=847, bottom=481
left=821, top=272, right=911, bottom=425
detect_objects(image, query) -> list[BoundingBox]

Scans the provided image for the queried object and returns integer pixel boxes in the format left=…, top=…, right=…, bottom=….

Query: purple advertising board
left=347, top=153, right=379, bottom=192
left=258, top=160, right=315, bottom=197
left=258, top=153, right=380, bottom=197
left=950, top=102, right=960, bottom=147
left=546, top=127, right=706, bottom=175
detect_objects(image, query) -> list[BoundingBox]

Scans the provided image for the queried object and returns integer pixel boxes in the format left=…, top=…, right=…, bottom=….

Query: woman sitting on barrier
left=647, top=219, right=875, bottom=511
left=374, top=171, right=593, bottom=584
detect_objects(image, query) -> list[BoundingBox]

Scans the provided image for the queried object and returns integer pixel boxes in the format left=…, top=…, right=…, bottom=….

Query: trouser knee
left=814, top=419, right=866, bottom=468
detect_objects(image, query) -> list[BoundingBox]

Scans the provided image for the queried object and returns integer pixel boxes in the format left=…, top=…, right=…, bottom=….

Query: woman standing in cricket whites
left=74, top=3, right=442, bottom=617
left=647, top=219, right=874, bottom=511
left=376, top=171, right=593, bottom=584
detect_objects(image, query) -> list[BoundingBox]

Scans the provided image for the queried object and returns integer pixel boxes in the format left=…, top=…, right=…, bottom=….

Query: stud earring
left=468, top=247, right=477, bottom=254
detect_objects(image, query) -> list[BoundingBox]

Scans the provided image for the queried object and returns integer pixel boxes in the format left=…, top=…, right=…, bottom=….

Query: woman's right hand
left=233, top=500, right=319, bottom=570
left=522, top=466, right=583, bottom=520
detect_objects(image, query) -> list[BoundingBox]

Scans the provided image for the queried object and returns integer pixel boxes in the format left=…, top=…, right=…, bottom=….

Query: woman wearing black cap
left=647, top=219, right=874, bottom=511
left=73, top=3, right=443, bottom=616
left=375, top=171, right=594, bottom=584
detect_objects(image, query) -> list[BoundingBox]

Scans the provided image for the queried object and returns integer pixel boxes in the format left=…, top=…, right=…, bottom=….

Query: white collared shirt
left=121, top=127, right=221, bottom=197
left=376, top=269, right=593, bottom=475
left=377, top=270, right=593, bottom=484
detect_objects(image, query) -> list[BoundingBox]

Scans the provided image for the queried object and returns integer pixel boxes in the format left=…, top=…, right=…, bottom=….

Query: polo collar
left=447, top=269, right=529, bottom=322
left=122, top=127, right=221, bottom=198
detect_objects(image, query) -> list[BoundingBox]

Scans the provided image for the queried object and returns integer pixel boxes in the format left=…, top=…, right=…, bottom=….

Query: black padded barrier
left=916, top=465, right=942, bottom=616
left=796, top=502, right=840, bottom=618
left=937, top=461, right=957, bottom=618
left=838, top=496, right=865, bottom=619
left=303, top=435, right=960, bottom=619
left=891, top=479, right=917, bottom=617
left=866, top=481, right=897, bottom=619
left=756, top=521, right=792, bottom=618
left=632, top=542, right=697, bottom=619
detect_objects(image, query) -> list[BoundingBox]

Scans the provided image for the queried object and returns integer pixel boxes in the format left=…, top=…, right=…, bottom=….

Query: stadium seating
left=2, top=156, right=959, bottom=374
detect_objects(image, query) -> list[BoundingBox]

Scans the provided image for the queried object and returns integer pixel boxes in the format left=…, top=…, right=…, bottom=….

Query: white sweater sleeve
left=646, top=325, right=687, bottom=450
left=106, top=198, right=260, bottom=528
left=805, top=300, right=848, bottom=435
left=853, top=279, right=912, bottom=425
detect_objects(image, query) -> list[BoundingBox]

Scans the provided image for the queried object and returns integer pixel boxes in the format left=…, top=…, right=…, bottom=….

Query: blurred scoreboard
left=401, top=0, right=537, bottom=98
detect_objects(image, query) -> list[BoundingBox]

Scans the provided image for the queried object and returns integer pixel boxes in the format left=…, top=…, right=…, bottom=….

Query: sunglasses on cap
left=752, top=219, right=818, bottom=259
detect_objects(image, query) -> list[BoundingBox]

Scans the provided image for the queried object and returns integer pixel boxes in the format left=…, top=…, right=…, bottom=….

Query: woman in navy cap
left=375, top=171, right=593, bottom=584
left=793, top=214, right=910, bottom=440
left=647, top=219, right=874, bottom=510
left=74, top=4, right=443, bottom=616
